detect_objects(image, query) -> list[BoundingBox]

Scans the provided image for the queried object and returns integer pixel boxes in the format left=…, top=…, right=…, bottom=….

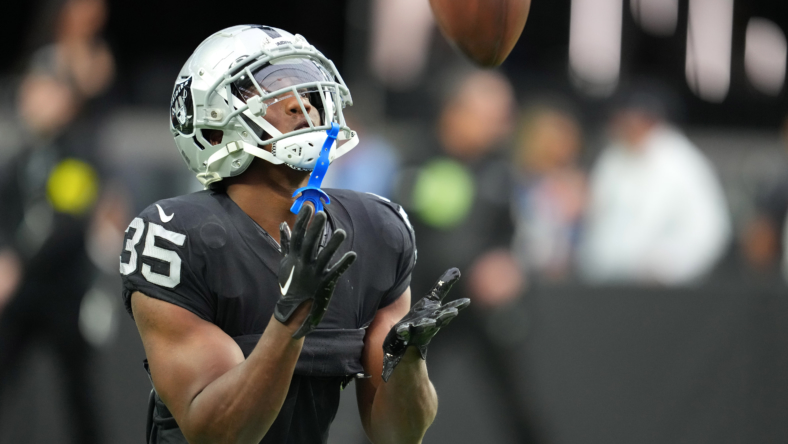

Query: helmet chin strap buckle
left=290, top=123, right=340, bottom=214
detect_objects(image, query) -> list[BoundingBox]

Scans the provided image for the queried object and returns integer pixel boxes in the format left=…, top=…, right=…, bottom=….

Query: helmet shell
left=169, top=25, right=354, bottom=186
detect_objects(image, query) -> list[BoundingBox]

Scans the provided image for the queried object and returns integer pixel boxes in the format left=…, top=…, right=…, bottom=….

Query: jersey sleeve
left=119, top=203, right=216, bottom=322
left=368, top=194, right=417, bottom=308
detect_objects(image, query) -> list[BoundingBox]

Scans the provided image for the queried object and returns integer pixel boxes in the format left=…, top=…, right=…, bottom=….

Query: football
left=429, top=0, right=531, bottom=67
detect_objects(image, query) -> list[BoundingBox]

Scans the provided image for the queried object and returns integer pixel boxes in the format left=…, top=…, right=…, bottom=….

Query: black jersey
left=120, top=188, right=416, bottom=444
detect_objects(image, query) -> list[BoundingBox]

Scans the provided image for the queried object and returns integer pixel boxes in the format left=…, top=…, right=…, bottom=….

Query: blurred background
left=0, top=0, right=787, bottom=443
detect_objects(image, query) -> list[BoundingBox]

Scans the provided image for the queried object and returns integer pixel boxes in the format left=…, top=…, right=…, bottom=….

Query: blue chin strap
left=290, top=123, right=340, bottom=214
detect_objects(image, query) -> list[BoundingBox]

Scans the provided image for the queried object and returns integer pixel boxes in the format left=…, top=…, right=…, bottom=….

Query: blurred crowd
left=0, top=0, right=787, bottom=443
left=340, top=71, right=787, bottom=291
left=331, top=70, right=787, bottom=443
left=320, top=68, right=788, bottom=295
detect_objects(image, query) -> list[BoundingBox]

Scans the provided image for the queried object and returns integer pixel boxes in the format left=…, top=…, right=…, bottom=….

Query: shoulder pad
left=364, top=192, right=414, bottom=236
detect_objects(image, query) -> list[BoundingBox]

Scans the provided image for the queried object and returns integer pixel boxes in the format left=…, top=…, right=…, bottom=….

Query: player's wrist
left=277, top=300, right=313, bottom=334
left=400, top=347, right=423, bottom=365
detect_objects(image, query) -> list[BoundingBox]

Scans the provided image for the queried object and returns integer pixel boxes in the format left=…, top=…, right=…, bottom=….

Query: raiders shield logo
left=170, top=77, right=195, bottom=136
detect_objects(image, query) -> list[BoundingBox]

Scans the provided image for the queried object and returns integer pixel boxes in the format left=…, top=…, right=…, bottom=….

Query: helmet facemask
left=232, top=58, right=336, bottom=128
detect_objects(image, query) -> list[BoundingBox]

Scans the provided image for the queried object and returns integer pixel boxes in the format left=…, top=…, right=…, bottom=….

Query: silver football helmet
left=169, top=25, right=359, bottom=186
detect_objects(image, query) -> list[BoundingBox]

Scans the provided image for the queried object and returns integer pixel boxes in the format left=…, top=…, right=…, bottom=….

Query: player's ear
left=201, top=129, right=223, bottom=146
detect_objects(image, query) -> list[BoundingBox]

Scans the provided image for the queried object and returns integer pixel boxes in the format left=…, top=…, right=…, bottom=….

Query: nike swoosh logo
left=156, top=204, right=174, bottom=223
left=280, top=266, right=295, bottom=295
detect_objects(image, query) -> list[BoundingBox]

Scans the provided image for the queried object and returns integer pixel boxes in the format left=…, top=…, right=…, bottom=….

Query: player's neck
left=225, top=160, right=310, bottom=242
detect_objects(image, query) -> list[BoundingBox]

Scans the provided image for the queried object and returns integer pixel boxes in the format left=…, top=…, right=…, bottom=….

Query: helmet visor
left=233, top=58, right=340, bottom=128
left=252, top=58, right=332, bottom=92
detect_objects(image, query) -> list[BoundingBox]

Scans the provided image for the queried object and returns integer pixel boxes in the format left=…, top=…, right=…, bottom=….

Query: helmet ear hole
left=202, top=129, right=224, bottom=146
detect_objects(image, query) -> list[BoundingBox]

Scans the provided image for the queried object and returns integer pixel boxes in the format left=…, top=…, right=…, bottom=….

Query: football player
left=120, top=25, right=469, bottom=444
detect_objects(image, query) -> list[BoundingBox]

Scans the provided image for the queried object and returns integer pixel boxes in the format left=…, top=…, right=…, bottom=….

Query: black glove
left=381, top=268, right=470, bottom=382
left=274, top=205, right=356, bottom=339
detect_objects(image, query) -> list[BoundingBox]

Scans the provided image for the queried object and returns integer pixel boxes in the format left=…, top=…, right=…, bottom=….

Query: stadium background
left=0, top=0, right=787, bottom=443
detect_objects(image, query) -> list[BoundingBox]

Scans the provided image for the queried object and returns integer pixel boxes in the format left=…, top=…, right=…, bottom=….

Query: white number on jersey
left=119, top=217, right=145, bottom=275
left=119, top=218, right=187, bottom=289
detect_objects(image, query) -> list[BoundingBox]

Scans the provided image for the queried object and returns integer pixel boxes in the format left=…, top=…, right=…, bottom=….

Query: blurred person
left=579, top=89, right=731, bottom=285
left=405, top=70, right=539, bottom=443
left=408, top=71, right=520, bottom=298
left=120, top=25, right=470, bottom=444
left=743, top=213, right=780, bottom=273
left=0, top=1, right=116, bottom=442
left=0, top=251, right=23, bottom=315
left=511, top=104, right=586, bottom=281
left=740, top=115, right=788, bottom=275
left=0, top=73, right=103, bottom=444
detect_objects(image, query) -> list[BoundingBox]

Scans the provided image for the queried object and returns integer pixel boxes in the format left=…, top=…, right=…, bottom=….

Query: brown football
left=429, top=0, right=531, bottom=67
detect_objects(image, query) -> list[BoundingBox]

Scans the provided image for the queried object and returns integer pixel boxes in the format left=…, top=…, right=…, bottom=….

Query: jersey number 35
left=119, top=217, right=186, bottom=289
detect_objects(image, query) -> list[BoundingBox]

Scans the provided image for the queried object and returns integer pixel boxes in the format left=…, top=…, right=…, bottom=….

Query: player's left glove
left=381, top=268, right=470, bottom=382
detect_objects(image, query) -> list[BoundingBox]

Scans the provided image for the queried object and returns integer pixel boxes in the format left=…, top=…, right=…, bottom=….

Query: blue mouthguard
left=290, top=122, right=340, bottom=214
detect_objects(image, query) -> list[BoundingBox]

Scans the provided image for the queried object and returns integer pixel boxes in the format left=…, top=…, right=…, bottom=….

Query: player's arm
left=356, top=287, right=437, bottom=444
left=131, top=206, right=355, bottom=444
left=356, top=269, right=470, bottom=444
left=132, top=291, right=308, bottom=444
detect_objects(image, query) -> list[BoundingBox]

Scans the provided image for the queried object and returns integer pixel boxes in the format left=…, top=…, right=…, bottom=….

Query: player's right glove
left=274, top=205, right=357, bottom=339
